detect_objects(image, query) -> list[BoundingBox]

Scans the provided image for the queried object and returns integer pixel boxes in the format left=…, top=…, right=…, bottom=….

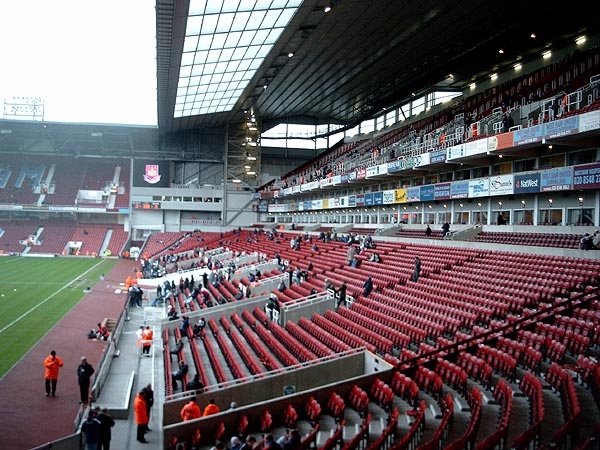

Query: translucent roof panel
left=175, top=0, right=302, bottom=118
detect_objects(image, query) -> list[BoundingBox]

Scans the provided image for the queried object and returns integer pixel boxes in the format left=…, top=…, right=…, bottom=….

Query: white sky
left=0, top=0, right=157, bottom=125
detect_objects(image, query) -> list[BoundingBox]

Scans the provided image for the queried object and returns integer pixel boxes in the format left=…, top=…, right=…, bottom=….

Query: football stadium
left=1, top=1, right=600, bottom=450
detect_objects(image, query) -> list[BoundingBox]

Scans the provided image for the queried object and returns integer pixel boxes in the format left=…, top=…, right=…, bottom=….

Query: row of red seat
left=511, top=371, right=545, bottom=450
left=545, top=363, right=581, bottom=437
left=284, top=320, right=335, bottom=358
left=496, top=335, right=543, bottom=375
left=476, top=344, right=517, bottom=382
left=324, top=309, right=393, bottom=354
left=220, top=316, right=265, bottom=377
left=434, top=358, right=468, bottom=396
left=390, top=371, right=419, bottom=408
left=370, top=378, right=393, bottom=412
left=311, top=313, right=378, bottom=353
left=445, top=387, right=483, bottom=450
left=419, top=392, right=454, bottom=450
left=476, top=377, right=513, bottom=450
left=296, top=317, right=352, bottom=354
left=456, top=352, right=493, bottom=390
left=349, top=302, right=412, bottom=348
left=413, top=366, right=443, bottom=400
left=253, top=321, right=300, bottom=368
left=267, top=320, right=318, bottom=363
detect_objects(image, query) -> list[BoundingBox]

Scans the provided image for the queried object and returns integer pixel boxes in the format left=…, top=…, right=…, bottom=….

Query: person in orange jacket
left=202, top=398, right=220, bottom=417
left=180, top=396, right=202, bottom=421
left=43, top=350, right=64, bottom=397
left=141, top=326, right=153, bottom=356
left=134, top=391, right=149, bottom=443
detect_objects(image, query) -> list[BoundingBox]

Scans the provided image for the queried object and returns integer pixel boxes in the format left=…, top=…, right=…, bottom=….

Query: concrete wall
left=162, top=350, right=393, bottom=446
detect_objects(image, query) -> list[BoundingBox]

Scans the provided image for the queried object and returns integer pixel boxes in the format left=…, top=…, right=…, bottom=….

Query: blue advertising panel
left=406, top=186, right=420, bottom=202
left=543, top=116, right=579, bottom=139
left=373, top=192, right=383, bottom=205
left=387, top=160, right=401, bottom=173
left=513, top=124, right=543, bottom=146
left=540, top=167, right=572, bottom=192
left=514, top=172, right=541, bottom=193
left=429, top=149, right=446, bottom=164
left=420, top=185, right=435, bottom=201
left=364, top=193, right=373, bottom=206
left=450, top=180, right=469, bottom=199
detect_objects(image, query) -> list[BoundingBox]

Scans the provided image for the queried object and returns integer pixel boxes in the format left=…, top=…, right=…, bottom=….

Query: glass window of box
left=514, top=208, right=534, bottom=225
left=493, top=210, right=510, bottom=225
left=513, top=158, right=536, bottom=173
left=472, top=166, right=490, bottom=178
left=567, top=207, right=595, bottom=226
left=539, top=153, right=565, bottom=169
left=491, top=161, right=512, bottom=175
left=473, top=210, right=488, bottom=225
left=568, top=149, right=597, bottom=166
left=538, top=208, right=562, bottom=225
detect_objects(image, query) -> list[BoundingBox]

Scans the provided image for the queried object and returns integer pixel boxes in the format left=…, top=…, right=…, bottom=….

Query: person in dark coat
left=363, top=276, right=373, bottom=297
left=77, top=356, right=95, bottom=404
left=94, top=406, right=115, bottom=450
left=412, top=257, right=421, bottom=282
left=81, top=410, right=101, bottom=450
left=336, top=282, right=347, bottom=309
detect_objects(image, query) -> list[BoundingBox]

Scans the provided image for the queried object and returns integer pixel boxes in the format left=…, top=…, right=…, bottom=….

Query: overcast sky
left=0, top=0, right=157, bottom=125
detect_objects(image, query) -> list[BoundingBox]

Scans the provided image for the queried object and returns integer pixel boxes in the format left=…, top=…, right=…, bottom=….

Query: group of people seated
left=580, top=230, right=600, bottom=250
left=87, top=322, right=110, bottom=341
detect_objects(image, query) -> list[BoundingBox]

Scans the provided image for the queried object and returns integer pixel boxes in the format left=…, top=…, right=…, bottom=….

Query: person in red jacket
left=43, top=350, right=64, bottom=397
left=180, top=396, right=202, bottom=421
left=141, top=326, right=153, bottom=356
left=134, top=391, right=149, bottom=443
left=96, top=322, right=110, bottom=341
left=202, top=398, right=220, bottom=417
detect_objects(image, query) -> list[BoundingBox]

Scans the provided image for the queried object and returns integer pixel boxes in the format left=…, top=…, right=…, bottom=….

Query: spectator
left=179, top=316, right=190, bottom=339
left=239, top=435, right=257, bottom=450
left=141, top=326, right=153, bottom=356
left=324, top=278, right=335, bottom=292
left=336, top=282, right=347, bottom=310
left=277, top=279, right=286, bottom=292
left=278, top=429, right=302, bottom=450
left=230, top=436, right=243, bottom=450
left=180, top=396, right=202, bottom=421
left=171, top=360, right=189, bottom=390
left=202, top=398, right=220, bottom=416
left=134, top=391, right=149, bottom=443
left=94, top=406, right=115, bottom=450
left=140, top=383, right=154, bottom=433
left=81, top=410, right=102, bottom=450
left=186, top=373, right=205, bottom=393
left=43, top=350, right=64, bottom=397
left=363, top=276, right=373, bottom=297
left=412, top=257, right=421, bottom=282
left=96, top=322, right=110, bottom=341
left=425, top=225, right=432, bottom=237
left=192, top=317, right=206, bottom=338
left=442, top=222, right=450, bottom=236
left=169, top=338, right=184, bottom=361
left=167, top=304, right=178, bottom=321
left=77, top=356, right=95, bottom=404
left=264, top=434, right=283, bottom=450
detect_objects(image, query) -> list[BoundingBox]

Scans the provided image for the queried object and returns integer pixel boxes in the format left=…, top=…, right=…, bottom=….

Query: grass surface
left=0, top=256, right=118, bottom=377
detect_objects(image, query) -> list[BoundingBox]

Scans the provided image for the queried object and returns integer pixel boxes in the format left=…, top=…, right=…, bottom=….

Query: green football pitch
left=0, top=256, right=119, bottom=377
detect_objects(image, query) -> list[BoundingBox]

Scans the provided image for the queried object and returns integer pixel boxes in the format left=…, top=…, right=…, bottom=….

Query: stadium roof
left=1, top=1, right=598, bottom=160
left=156, top=0, right=600, bottom=135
